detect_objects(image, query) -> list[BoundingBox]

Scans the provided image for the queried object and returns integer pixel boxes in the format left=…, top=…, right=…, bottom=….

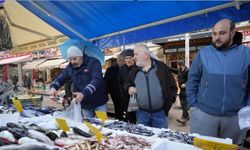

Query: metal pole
left=185, top=33, right=190, bottom=68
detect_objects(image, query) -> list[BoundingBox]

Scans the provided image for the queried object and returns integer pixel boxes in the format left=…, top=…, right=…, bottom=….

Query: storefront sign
left=164, top=48, right=177, bottom=53
left=164, top=37, right=212, bottom=49
left=178, top=47, right=196, bottom=52
left=10, top=36, right=68, bottom=54
left=0, top=51, right=32, bottom=59
left=32, top=47, right=61, bottom=60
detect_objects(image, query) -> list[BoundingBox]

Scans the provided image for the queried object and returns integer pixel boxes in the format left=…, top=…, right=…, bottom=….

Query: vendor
left=50, top=46, right=108, bottom=118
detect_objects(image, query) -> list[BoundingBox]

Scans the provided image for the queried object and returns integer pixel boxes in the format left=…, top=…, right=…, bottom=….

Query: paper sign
left=12, top=99, right=23, bottom=112
left=84, top=121, right=105, bottom=143
left=56, top=118, right=70, bottom=132
left=193, top=138, right=239, bottom=150
left=95, top=111, right=108, bottom=123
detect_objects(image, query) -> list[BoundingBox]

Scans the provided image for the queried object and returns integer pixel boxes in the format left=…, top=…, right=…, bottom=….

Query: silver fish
left=27, top=130, right=54, bottom=145
left=0, top=130, right=16, bottom=143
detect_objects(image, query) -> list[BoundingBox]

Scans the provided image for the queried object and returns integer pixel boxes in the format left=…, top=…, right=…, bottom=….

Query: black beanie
left=121, top=49, right=134, bottom=57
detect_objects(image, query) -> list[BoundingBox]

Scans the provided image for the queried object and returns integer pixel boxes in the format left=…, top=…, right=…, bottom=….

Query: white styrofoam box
left=0, top=113, right=19, bottom=126
left=152, top=139, right=200, bottom=150
left=193, top=134, right=232, bottom=144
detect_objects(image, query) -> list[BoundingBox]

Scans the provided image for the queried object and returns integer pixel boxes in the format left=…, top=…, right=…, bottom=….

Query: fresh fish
left=18, top=136, right=38, bottom=144
left=158, top=130, right=194, bottom=144
left=0, top=126, right=8, bottom=132
left=45, top=131, right=59, bottom=141
left=0, top=130, right=16, bottom=143
left=72, top=127, right=92, bottom=138
left=8, top=128, right=28, bottom=139
left=6, top=122, right=20, bottom=129
left=60, top=131, right=68, bottom=137
left=105, top=121, right=154, bottom=136
left=28, top=130, right=54, bottom=145
left=0, top=141, right=62, bottom=150
left=20, top=109, right=36, bottom=118
left=55, top=137, right=82, bottom=147
left=29, top=124, right=48, bottom=133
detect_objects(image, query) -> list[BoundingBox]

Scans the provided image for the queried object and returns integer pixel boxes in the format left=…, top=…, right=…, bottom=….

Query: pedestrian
left=187, top=19, right=250, bottom=144
left=175, top=61, right=189, bottom=125
left=104, top=54, right=125, bottom=120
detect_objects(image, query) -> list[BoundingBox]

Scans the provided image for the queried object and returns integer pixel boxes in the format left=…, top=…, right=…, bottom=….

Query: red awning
left=0, top=55, right=32, bottom=65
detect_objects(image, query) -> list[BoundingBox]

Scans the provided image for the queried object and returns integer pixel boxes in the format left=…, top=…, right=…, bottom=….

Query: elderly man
left=187, top=19, right=250, bottom=144
left=128, top=45, right=177, bottom=128
left=50, top=46, right=108, bottom=118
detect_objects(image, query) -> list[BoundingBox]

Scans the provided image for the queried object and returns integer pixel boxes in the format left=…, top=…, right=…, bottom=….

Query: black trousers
left=111, top=96, right=124, bottom=121
left=179, top=90, right=189, bottom=119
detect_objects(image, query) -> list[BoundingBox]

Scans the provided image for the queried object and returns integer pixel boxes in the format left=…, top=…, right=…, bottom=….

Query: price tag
left=95, top=111, right=108, bottom=123
left=56, top=118, right=70, bottom=132
left=84, top=121, right=105, bottom=143
left=193, top=138, right=239, bottom=150
left=12, top=99, right=23, bottom=112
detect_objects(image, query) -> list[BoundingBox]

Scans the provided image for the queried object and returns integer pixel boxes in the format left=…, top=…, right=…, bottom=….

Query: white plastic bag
left=238, top=105, right=250, bottom=129
left=64, top=99, right=83, bottom=122
left=127, top=95, right=139, bottom=112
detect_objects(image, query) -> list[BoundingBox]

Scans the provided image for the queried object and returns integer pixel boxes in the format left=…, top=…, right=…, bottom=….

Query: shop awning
left=37, top=59, right=66, bottom=70
left=59, top=61, right=69, bottom=69
left=22, top=59, right=46, bottom=70
left=0, top=55, right=32, bottom=65
left=18, top=1, right=250, bottom=48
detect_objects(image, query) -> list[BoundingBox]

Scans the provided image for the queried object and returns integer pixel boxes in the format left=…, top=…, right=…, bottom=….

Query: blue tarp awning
left=18, top=1, right=250, bottom=49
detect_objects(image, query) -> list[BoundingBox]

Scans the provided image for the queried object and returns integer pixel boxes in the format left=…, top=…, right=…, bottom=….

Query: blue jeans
left=136, top=109, right=168, bottom=128
left=82, top=104, right=107, bottom=118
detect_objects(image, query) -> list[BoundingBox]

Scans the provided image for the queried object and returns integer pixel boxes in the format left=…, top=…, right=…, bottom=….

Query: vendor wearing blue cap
left=50, top=46, right=108, bottom=118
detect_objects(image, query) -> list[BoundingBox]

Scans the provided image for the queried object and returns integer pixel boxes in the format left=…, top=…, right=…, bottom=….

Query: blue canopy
left=18, top=1, right=250, bottom=49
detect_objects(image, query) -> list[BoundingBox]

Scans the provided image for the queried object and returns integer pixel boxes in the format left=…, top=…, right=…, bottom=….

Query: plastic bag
left=64, top=99, right=83, bottom=122
left=127, top=95, right=139, bottom=112
left=238, top=105, right=250, bottom=129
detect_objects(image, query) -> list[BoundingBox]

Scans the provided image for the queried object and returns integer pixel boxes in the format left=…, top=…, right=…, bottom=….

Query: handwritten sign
left=56, top=118, right=70, bottom=132
left=12, top=98, right=23, bottom=112
left=84, top=121, right=105, bottom=143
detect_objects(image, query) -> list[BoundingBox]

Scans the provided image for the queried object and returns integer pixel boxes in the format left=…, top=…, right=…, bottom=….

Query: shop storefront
left=162, top=37, right=211, bottom=68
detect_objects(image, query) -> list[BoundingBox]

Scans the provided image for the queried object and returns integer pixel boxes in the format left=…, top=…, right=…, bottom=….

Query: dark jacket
left=119, top=64, right=137, bottom=108
left=130, top=59, right=177, bottom=115
left=50, top=54, right=108, bottom=109
left=104, top=64, right=120, bottom=98
left=177, top=67, right=189, bottom=86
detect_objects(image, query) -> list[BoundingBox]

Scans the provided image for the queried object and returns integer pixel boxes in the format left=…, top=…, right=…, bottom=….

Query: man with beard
left=50, top=46, right=108, bottom=118
left=187, top=19, right=250, bottom=144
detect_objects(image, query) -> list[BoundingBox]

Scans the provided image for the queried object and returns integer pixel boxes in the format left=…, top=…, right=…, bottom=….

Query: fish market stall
left=0, top=98, right=236, bottom=150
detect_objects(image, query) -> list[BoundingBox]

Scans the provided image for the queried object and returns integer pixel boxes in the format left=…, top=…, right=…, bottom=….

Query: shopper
left=50, top=46, right=108, bottom=118
left=187, top=19, right=250, bottom=144
left=128, top=45, right=177, bottom=128
left=104, top=54, right=125, bottom=120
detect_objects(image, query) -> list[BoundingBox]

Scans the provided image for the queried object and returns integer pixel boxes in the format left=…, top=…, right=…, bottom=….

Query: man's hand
left=73, top=92, right=84, bottom=103
left=181, top=84, right=186, bottom=88
left=50, top=88, right=57, bottom=97
left=128, top=87, right=137, bottom=96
